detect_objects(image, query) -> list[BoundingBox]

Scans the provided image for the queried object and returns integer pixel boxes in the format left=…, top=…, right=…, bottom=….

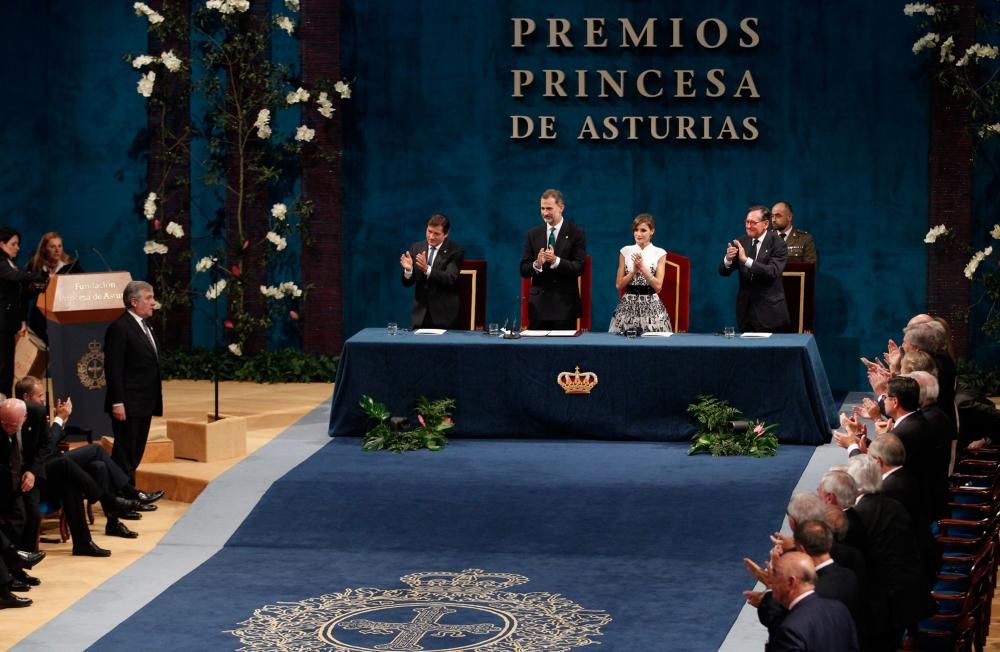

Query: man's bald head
left=772, top=551, right=817, bottom=608
left=0, top=398, right=26, bottom=435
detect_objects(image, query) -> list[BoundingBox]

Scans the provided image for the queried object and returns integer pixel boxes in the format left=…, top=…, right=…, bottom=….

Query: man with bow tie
left=719, top=205, right=790, bottom=332
left=400, top=214, right=465, bottom=329
left=103, top=281, right=163, bottom=485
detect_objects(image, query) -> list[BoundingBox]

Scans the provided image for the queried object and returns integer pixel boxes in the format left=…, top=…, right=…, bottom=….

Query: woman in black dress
left=0, top=227, right=47, bottom=394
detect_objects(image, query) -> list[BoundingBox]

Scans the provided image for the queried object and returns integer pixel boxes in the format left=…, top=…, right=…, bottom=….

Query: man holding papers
left=400, top=214, right=465, bottom=329
left=519, top=189, right=587, bottom=331
left=719, top=205, right=789, bottom=333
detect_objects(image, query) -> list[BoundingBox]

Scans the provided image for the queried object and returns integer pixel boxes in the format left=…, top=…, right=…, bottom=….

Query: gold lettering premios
left=509, top=16, right=761, bottom=142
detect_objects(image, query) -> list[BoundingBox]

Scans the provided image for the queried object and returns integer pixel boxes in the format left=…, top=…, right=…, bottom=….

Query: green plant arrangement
left=161, top=347, right=337, bottom=383
left=359, top=395, right=455, bottom=453
left=686, top=395, right=780, bottom=457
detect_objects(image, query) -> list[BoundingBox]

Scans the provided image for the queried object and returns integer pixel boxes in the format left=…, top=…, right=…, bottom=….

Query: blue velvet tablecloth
left=328, top=329, right=838, bottom=445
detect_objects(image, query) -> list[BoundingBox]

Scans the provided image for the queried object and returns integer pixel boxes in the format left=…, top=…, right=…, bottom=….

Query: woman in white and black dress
left=609, top=213, right=672, bottom=334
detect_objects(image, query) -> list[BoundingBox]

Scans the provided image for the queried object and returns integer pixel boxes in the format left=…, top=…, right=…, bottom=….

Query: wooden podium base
left=166, top=415, right=248, bottom=462
left=99, top=436, right=175, bottom=464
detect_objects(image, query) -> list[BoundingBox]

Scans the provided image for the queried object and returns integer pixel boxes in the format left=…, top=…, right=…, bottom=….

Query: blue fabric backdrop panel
left=340, top=1, right=929, bottom=392
left=329, top=329, right=838, bottom=444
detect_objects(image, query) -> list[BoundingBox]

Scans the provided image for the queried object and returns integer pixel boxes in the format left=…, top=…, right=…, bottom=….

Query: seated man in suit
left=770, top=201, right=817, bottom=265
left=766, top=551, right=859, bottom=652
left=719, top=205, right=789, bottom=332
left=400, top=213, right=465, bottom=329
left=519, top=188, right=587, bottom=330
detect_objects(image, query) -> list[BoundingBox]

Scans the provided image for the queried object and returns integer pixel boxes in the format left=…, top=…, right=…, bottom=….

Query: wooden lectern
left=782, top=262, right=816, bottom=333
left=39, top=272, right=132, bottom=438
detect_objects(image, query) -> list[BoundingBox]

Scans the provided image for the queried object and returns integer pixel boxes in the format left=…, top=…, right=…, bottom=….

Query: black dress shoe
left=113, top=497, right=142, bottom=515
left=135, top=502, right=157, bottom=512
left=0, top=590, right=31, bottom=608
left=72, top=541, right=111, bottom=557
left=119, top=510, right=142, bottom=521
left=9, top=578, right=30, bottom=592
left=13, top=571, right=40, bottom=586
left=105, top=521, right=138, bottom=539
left=15, top=550, right=45, bottom=569
left=137, top=490, right=165, bottom=504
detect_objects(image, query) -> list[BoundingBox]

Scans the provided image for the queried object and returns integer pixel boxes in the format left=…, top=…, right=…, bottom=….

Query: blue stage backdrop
left=340, top=0, right=929, bottom=390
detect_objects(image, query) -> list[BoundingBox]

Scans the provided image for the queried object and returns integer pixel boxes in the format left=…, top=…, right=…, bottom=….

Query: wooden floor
left=0, top=380, right=333, bottom=651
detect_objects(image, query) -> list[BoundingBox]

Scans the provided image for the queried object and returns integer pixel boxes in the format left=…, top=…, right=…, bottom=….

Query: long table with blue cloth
left=328, top=329, right=839, bottom=445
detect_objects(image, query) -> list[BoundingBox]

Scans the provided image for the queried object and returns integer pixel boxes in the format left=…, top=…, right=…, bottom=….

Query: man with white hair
left=903, top=322, right=956, bottom=424
left=905, top=370, right=953, bottom=518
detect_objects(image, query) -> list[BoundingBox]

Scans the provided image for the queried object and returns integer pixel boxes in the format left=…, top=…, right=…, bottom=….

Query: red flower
left=223, top=320, right=235, bottom=329
left=153, top=219, right=161, bottom=230
left=242, top=239, right=250, bottom=250
left=417, top=415, right=426, bottom=427
left=230, top=264, right=241, bottom=277
left=289, top=310, right=299, bottom=320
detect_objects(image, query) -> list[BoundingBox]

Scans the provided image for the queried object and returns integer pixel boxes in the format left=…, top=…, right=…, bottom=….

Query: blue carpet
left=90, top=438, right=815, bottom=651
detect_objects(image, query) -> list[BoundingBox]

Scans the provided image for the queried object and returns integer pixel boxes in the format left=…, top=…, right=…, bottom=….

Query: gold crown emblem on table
left=557, top=366, right=598, bottom=394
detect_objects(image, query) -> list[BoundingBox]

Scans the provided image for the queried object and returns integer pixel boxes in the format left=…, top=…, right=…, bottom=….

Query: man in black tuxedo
left=400, top=214, right=465, bottom=329
left=104, top=280, right=162, bottom=485
left=719, top=205, right=789, bottom=332
left=847, top=454, right=929, bottom=652
left=519, top=189, right=587, bottom=330
left=765, top=551, right=859, bottom=652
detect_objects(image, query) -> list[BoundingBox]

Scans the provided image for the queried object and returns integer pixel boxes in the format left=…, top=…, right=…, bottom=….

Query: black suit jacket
left=0, top=253, right=45, bottom=332
left=103, top=312, right=163, bottom=418
left=718, top=231, right=789, bottom=331
left=401, top=239, right=464, bottom=329
left=766, top=592, right=859, bottom=652
left=758, top=562, right=862, bottom=631
left=519, top=221, right=587, bottom=324
left=890, top=411, right=939, bottom=517
left=852, top=493, right=927, bottom=633
left=0, top=403, right=49, bottom=517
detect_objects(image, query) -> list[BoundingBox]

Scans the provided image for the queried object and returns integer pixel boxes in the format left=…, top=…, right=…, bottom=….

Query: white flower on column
left=912, top=32, right=939, bottom=55
left=334, top=80, right=351, bottom=100
left=132, top=55, right=156, bottom=69
left=205, top=279, right=228, bottom=300
left=206, top=0, right=249, bottom=14
left=254, top=109, right=271, bottom=139
left=964, top=246, right=993, bottom=279
left=228, top=343, right=242, bottom=356
left=923, top=224, right=948, bottom=243
left=266, top=232, right=288, bottom=251
left=991, top=224, right=1000, bottom=240
left=903, top=3, right=935, bottom=16
left=195, top=256, right=215, bottom=272
left=134, top=2, right=164, bottom=24
left=275, top=15, right=295, bottom=35
left=160, top=50, right=182, bottom=72
left=279, top=281, right=303, bottom=297
left=317, top=92, right=334, bottom=118
left=271, top=203, right=288, bottom=221
left=285, top=0, right=300, bottom=11
left=260, top=285, right=286, bottom=299
left=165, top=221, right=185, bottom=238
left=144, top=192, right=158, bottom=219
left=143, top=240, right=169, bottom=255
left=137, top=71, right=157, bottom=97
left=286, top=87, right=310, bottom=104
left=295, top=125, right=315, bottom=142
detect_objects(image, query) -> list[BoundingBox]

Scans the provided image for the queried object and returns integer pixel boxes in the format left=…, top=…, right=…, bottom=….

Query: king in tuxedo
left=719, top=205, right=790, bottom=332
left=104, top=280, right=163, bottom=485
left=400, top=213, right=465, bottom=329
left=519, top=188, right=587, bottom=330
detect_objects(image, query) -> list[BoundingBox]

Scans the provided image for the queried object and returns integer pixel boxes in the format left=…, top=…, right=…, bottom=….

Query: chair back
left=521, top=255, right=591, bottom=331
left=457, top=259, right=487, bottom=330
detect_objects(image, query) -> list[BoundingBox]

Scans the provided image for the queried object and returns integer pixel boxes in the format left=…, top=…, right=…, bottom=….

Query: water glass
left=723, top=326, right=735, bottom=339
left=625, top=327, right=638, bottom=339
left=387, top=322, right=398, bottom=336
left=487, top=322, right=499, bottom=336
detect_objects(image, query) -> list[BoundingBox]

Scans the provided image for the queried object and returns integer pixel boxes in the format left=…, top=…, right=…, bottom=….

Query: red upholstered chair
left=457, top=259, right=487, bottom=330
left=617, top=252, right=690, bottom=332
left=520, top=255, right=592, bottom=331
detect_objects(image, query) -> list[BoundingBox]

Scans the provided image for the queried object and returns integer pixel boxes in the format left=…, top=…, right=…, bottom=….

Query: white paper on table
left=641, top=331, right=673, bottom=337
left=546, top=330, right=579, bottom=337
left=413, top=328, right=447, bottom=335
left=740, top=332, right=772, bottom=338
left=519, top=330, right=550, bottom=337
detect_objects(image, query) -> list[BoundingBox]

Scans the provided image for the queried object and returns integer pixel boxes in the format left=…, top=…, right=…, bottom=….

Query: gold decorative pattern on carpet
left=229, top=568, right=611, bottom=651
